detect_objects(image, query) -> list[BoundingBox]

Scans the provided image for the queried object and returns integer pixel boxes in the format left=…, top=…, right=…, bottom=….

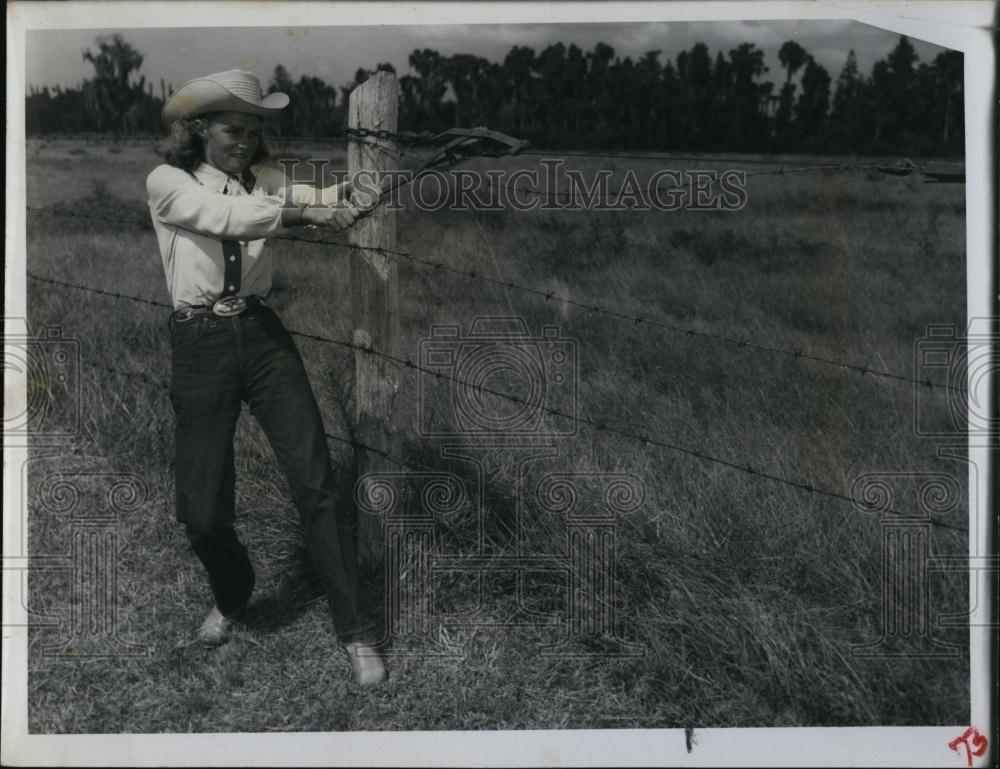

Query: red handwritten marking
left=949, top=727, right=988, bottom=768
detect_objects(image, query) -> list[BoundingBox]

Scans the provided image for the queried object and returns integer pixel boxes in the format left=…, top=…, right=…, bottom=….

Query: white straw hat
left=162, top=69, right=289, bottom=127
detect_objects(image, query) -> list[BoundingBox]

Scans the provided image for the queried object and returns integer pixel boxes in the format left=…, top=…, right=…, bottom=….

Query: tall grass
left=25, top=142, right=968, bottom=732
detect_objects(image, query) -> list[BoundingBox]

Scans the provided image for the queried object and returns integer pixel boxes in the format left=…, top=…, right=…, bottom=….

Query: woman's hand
left=303, top=202, right=362, bottom=231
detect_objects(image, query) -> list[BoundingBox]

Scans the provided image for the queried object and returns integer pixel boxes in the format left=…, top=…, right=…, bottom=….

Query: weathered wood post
left=348, top=72, right=401, bottom=567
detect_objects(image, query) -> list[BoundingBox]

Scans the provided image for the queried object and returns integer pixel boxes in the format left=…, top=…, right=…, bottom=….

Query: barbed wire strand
left=28, top=272, right=173, bottom=309
left=28, top=131, right=923, bottom=171
left=518, top=148, right=917, bottom=168
left=24, top=207, right=962, bottom=394
left=486, top=162, right=889, bottom=204
left=78, top=358, right=421, bottom=471
left=83, top=359, right=174, bottom=393
left=80, top=358, right=526, bottom=503
left=23, top=206, right=388, bottom=258
left=29, top=132, right=351, bottom=146
left=81, top=355, right=959, bottom=525
left=355, top=228, right=962, bottom=394
left=28, top=128, right=436, bottom=148
left=33, top=272, right=965, bottom=533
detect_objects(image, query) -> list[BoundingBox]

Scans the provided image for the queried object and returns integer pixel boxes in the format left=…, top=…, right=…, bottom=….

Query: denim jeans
left=169, top=302, right=374, bottom=643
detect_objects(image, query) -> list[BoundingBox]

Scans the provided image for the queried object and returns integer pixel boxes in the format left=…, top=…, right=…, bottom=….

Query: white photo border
left=4, top=1, right=995, bottom=766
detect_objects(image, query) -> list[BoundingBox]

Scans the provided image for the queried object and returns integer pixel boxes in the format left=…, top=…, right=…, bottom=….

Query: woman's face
left=201, top=112, right=262, bottom=175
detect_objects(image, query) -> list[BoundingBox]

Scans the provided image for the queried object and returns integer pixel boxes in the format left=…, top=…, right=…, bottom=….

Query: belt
left=170, top=296, right=267, bottom=323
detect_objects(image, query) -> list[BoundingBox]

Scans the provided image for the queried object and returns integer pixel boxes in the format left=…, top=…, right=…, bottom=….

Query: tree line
left=25, top=33, right=963, bottom=157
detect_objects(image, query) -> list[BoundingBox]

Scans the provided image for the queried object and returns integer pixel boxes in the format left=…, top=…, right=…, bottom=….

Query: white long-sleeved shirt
left=146, top=161, right=341, bottom=309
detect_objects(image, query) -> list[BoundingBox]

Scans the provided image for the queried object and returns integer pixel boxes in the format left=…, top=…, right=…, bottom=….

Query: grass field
left=22, top=138, right=969, bottom=732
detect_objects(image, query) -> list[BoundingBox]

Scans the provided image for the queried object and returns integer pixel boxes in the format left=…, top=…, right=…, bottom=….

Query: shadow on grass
left=243, top=587, right=317, bottom=634
left=326, top=432, right=530, bottom=644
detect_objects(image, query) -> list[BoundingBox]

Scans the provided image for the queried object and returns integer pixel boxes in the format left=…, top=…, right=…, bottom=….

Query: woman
left=147, top=69, right=385, bottom=687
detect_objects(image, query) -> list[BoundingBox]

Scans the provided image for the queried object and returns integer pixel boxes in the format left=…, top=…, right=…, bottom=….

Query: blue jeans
left=169, top=302, right=374, bottom=643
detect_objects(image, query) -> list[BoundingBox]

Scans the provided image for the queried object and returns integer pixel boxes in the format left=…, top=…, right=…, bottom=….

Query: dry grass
left=24, top=139, right=969, bottom=732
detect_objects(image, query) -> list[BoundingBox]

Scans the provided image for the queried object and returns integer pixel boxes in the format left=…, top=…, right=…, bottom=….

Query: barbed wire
left=27, top=132, right=933, bottom=171
left=78, top=357, right=422, bottom=472
left=285, top=328, right=968, bottom=533
left=23, top=206, right=392, bottom=258
left=81, top=338, right=964, bottom=530
left=28, top=272, right=173, bottom=310
left=25, top=207, right=152, bottom=228
left=27, top=129, right=439, bottom=148
left=27, top=132, right=353, bottom=145
left=354, top=245, right=964, bottom=394
left=82, top=359, right=174, bottom=393
left=86, top=357, right=964, bottom=535
left=24, top=207, right=962, bottom=393
left=270, top=134, right=349, bottom=145
left=338, top=137, right=907, bottom=176
left=28, top=133, right=165, bottom=144
left=519, top=148, right=916, bottom=169
left=29, top=271, right=966, bottom=533
left=487, top=162, right=891, bottom=204
left=343, top=127, right=439, bottom=147
left=743, top=163, right=887, bottom=178
left=80, top=358, right=531, bottom=507
left=79, top=357, right=520, bottom=505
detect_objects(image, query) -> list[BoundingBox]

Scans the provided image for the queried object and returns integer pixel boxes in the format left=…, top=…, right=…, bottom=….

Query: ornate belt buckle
left=212, top=296, right=247, bottom=317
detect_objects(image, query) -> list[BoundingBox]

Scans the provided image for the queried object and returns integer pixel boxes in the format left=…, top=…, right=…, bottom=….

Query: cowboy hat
left=162, top=69, right=289, bottom=127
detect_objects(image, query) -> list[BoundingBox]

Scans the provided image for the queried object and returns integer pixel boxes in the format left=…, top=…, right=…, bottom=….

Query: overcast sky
left=26, top=21, right=951, bottom=95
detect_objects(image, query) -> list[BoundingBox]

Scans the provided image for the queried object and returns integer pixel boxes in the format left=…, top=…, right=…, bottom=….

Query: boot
left=346, top=641, right=387, bottom=687
left=197, top=606, right=239, bottom=646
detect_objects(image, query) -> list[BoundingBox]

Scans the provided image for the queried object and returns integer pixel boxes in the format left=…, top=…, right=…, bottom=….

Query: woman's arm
left=253, top=161, right=352, bottom=207
left=148, top=165, right=359, bottom=236
left=289, top=179, right=352, bottom=207
left=147, top=165, right=285, bottom=240
left=279, top=202, right=360, bottom=230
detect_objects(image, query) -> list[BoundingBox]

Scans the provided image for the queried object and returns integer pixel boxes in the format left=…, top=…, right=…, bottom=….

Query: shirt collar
left=193, top=162, right=240, bottom=192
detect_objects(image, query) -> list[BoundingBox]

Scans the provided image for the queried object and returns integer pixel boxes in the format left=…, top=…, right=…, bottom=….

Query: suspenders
left=220, top=169, right=256, bottom=298
left=220, top=238, right=242, bottom=297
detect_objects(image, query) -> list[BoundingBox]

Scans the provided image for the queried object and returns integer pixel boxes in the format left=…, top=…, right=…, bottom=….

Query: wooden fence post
left=348, top=71, right=401, bottom=568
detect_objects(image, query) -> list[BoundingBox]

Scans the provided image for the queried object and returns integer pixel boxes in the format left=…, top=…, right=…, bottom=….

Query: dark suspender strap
left=219, top=171, right=257, bottom=297
left=220, top=239, right=241, bottom=297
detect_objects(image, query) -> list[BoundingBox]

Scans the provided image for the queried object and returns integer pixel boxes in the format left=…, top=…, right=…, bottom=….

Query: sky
left=25, top=20, right=951, bottom=95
